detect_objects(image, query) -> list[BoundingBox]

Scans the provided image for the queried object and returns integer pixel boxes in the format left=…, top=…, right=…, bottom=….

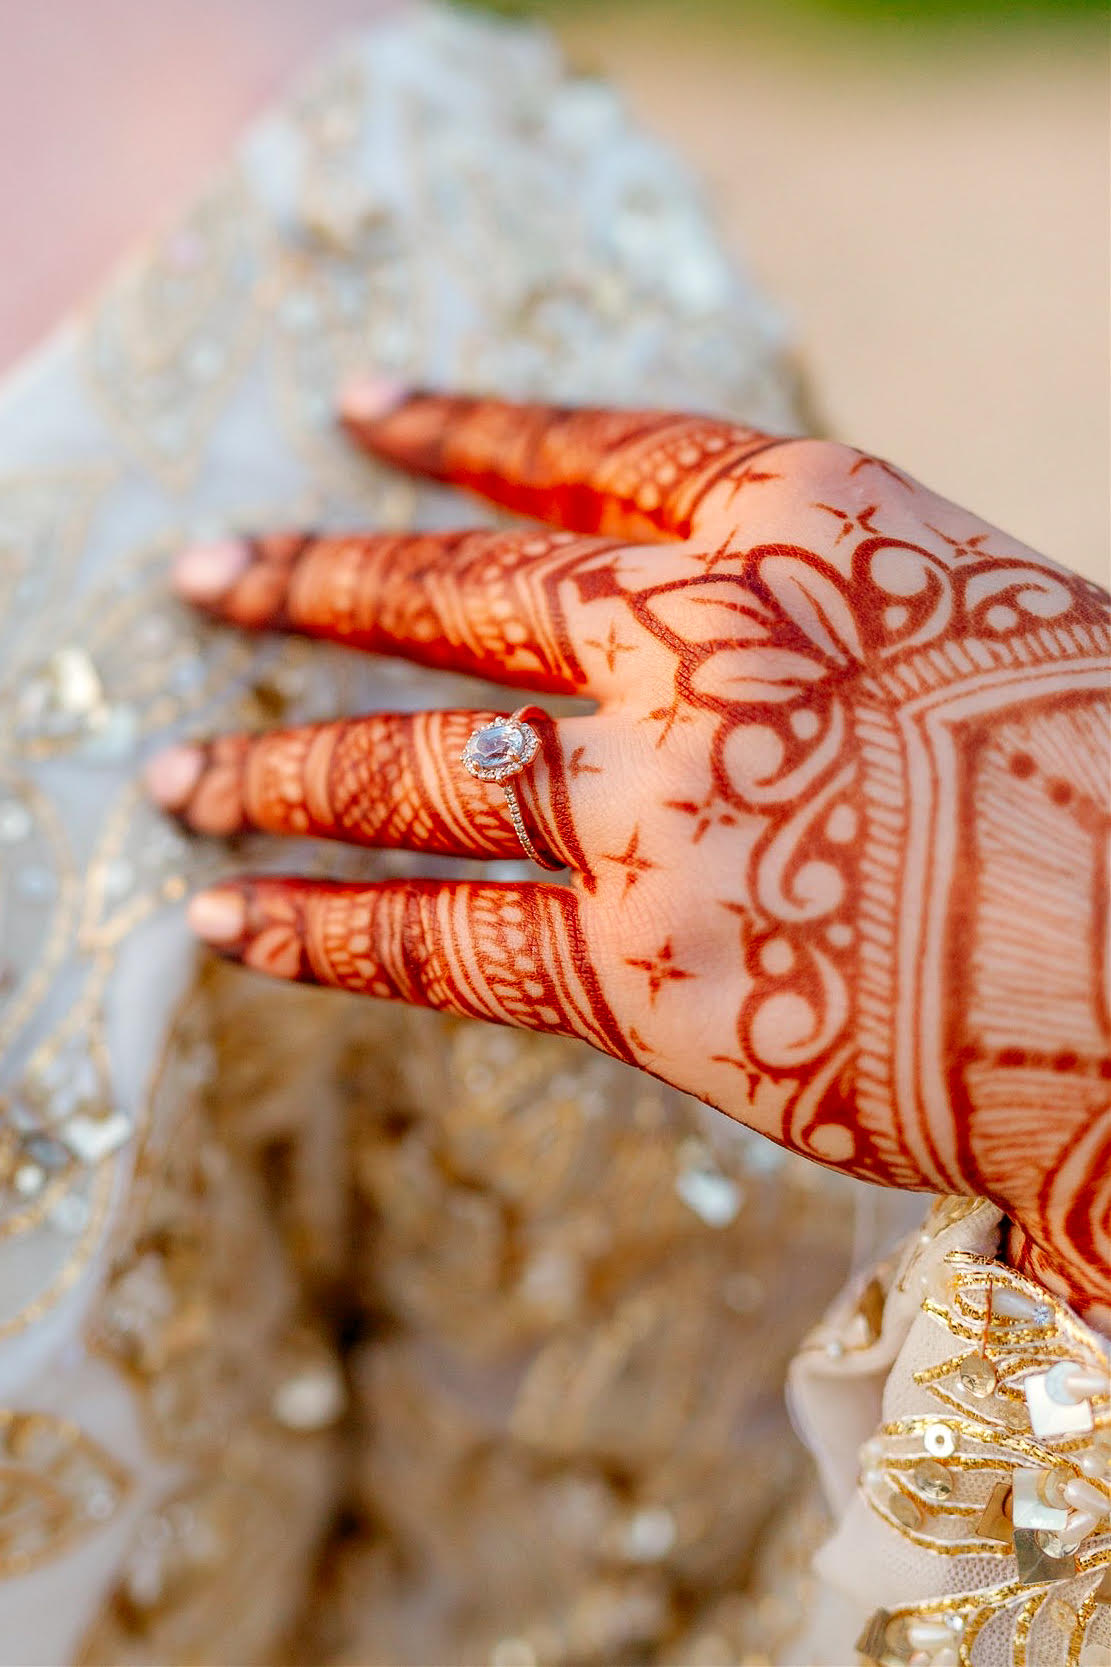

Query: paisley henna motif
left=161, top=392, right=1111, bottom=1316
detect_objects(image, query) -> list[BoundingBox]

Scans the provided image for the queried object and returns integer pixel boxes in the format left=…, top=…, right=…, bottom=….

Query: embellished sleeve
left=788, top=1197, right=1111, bottom=1666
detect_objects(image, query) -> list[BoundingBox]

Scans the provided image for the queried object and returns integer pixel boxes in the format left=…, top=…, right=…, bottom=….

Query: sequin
left=924, top=1422, right=957, bottom=1458
left=956, top=1353, right=996, bottom=1398
left=913, top=1460, right=953, bottom=1503
left=887, top=1489, right=924, bottom=1529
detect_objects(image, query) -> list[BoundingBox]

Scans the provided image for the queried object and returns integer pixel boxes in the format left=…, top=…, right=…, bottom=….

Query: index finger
left=340, top=381, right=791, bottom=542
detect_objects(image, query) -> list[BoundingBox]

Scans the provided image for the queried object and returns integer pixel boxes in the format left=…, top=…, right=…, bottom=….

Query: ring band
left=460, top=707, right=563, bottom=871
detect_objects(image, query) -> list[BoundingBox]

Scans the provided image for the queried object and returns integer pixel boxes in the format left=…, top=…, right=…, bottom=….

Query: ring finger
left=144, top=707, right=598, bottom=873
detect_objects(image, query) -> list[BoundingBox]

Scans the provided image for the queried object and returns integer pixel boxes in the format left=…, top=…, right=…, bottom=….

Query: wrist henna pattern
left=165, top=394, right=1111, bottom=1311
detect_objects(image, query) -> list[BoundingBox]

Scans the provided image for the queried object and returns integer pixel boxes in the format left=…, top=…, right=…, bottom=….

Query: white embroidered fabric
left=788, top=1201, right=1111, bottom=1665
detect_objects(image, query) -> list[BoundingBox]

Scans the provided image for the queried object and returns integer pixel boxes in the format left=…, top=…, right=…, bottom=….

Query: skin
left=147, top=385, right=1111, bottom=1320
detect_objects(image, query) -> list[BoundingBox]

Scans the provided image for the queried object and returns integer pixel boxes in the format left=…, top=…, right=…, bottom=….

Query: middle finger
left=171, top=526, right=631, bottom=698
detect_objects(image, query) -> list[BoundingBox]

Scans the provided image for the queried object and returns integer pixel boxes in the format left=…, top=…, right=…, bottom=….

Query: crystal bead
left=12, top=1163, right=46, bottom=1197
left=83, top=1483, right=118, bottom=1521
left=61, top=1111, right=132, bottom=1164
left=47, top=646, right=103, bottom=715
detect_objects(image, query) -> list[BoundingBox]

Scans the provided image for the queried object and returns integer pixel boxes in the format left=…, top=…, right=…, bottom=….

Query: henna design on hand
left=158, top=389, right=1111, bottom=1316
left=179, top=525, right=625, bottom=696
left=146, top=709, right=579, bottom=865
left=193, top=877, right=636, bottom=1066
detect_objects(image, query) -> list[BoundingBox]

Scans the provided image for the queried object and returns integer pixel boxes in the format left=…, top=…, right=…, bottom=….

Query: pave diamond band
left=461, top=710, right=563, bottom=870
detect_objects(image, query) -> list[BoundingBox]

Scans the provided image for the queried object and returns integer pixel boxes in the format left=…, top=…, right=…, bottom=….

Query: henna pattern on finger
left=160, top=710, right=586, bottom=865
left=206, top=877, right=637, bottom=1064
left=190, top=526, right=626, bottom=695
left=347, top=392, right=790, bottom=539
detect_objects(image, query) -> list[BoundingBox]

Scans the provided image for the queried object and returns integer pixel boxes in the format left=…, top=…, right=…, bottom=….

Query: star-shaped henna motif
left=599, top=826, right=658, bottom=896
left=926, top=524, right=995, bottom=560
left=584, top=618, right=636, bottom=675
left=709, top=1054, right=764, bottom=1102
left=849, top=454, right=912, bottom=490
left=690, top=529, right=743, bottom=573
left=624, top=938, right=696, bottom=1004
left=664, top=786, right=736, bottom=843
left=568, top=745, right=602, bottom=777
left=728, top=465, right=781, bottom=489
left=642, top=696, right=695, bottom=747
left=812, top=503, right=855, bottom=545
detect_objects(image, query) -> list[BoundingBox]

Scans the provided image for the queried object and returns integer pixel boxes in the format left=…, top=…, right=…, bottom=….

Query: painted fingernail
left=173, top=539, right=250, bottom=603
left=144, top=742, right=204, bottom=810
left=338, top=375, right=411, bottom=425
left=187, top=886, right=245, bottom=946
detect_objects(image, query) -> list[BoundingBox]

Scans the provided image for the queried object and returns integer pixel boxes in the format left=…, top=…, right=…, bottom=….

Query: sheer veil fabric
left=0, top=9, right=859, bottom=1663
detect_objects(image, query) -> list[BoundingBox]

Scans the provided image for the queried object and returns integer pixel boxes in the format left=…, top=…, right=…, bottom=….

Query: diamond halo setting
left=461, top=716, right=540, bottom=782
left=458, top=709, right=562, bottom=870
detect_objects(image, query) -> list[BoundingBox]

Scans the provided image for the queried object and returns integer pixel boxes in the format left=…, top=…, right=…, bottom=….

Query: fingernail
left=173, top=539, right=250, bottom=603
left=187, top=887, right=245, bottom=946
left=338, top=375, right=411, bottom=425
left=144, top=742, right=204, bottom=810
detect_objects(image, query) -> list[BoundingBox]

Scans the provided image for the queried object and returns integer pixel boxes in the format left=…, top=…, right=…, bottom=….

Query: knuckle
left=781, top=437, right=860, bottom=493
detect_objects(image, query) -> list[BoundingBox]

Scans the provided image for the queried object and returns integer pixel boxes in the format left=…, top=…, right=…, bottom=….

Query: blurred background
left=0, top=0, right=1106, bottom=579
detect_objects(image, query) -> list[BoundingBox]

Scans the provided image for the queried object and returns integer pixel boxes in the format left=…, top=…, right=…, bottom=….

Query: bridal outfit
left=0, top=9, right=1106, bottom=1665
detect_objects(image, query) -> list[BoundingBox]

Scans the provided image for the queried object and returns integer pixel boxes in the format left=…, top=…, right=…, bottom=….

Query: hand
left=146, top=385, right=1111, bottom=1313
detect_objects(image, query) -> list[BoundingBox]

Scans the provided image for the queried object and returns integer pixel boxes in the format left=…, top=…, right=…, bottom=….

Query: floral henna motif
left=210, top=877, right=636, bottom=1064
left=168, top=393, right=1111, bottom=1312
